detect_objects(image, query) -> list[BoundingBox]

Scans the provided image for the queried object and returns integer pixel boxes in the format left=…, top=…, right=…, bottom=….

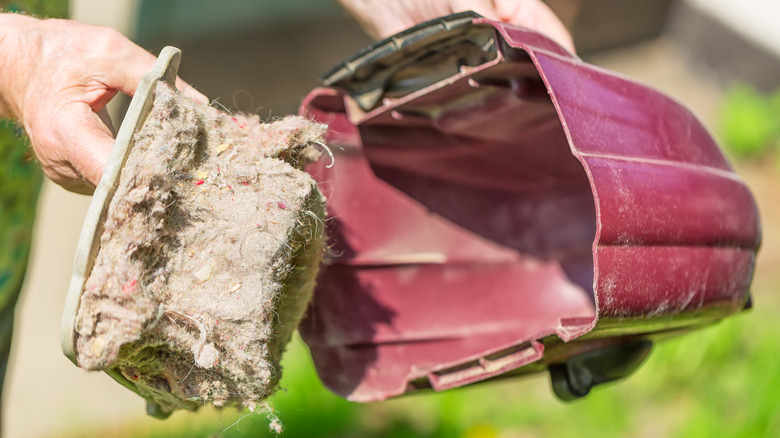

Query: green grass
left=719, top=84, right=780, bottom=159
left=67, top=277, right=780, bottom=438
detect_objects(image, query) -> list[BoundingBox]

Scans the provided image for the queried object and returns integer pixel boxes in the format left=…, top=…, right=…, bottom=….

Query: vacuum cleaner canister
left=298, top=12, right=761, bottom=402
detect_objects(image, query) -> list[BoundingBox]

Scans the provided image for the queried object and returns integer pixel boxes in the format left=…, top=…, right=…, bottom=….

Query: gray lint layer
left=74, top=82, right=327, bottom=413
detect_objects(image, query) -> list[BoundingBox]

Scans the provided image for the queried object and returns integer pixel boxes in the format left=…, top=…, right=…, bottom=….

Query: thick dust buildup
left=74, top=82, right=327, bottom=413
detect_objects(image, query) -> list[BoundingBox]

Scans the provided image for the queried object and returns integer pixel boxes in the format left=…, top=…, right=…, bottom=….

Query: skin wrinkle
left=0, top=23, right=37, bottom=119
left=0, top=14, right=208, bottom=193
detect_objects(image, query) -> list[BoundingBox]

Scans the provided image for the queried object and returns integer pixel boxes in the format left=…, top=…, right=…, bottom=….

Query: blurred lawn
left=61, top=254, right=780, bottom=438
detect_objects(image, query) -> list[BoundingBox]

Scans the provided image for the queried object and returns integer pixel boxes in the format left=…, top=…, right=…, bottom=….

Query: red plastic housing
left=298, top=17, right=760, bottom=402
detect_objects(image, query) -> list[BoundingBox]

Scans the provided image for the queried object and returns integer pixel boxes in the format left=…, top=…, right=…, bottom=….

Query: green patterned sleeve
left=0, top=0, right=69, bottom=416
left=0, top=119, right=43, bottom=396
left=0, top=0, right=68, bottom=17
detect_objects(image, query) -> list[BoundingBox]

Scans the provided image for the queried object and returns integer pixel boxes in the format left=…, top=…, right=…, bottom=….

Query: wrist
left=0, top=13, right=41, bottom=120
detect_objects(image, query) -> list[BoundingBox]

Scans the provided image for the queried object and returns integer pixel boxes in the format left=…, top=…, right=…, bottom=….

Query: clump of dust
left=73, top=81, right=327, bottom=415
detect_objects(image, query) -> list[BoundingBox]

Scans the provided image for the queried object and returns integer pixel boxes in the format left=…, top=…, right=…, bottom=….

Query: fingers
left=63, top=104, right=114, bottom=189
left=492, top=0, right=576, bottom=53
left=30, top=102, right=114, bottom=194
left=48, top=95, right=198, bottom=195
left=176, top=78, right=209, bottom=105
left=451, top=0, right=575, bottom=53
left=450, top=0, right=501, bottom=20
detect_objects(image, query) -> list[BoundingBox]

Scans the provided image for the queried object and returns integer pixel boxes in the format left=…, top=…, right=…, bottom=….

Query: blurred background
left=5, top=0, right=780, bottom=437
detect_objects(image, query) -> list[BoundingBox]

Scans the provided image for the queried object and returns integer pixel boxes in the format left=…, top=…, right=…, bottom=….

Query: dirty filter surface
left=73, top=81, right=327, bottom=413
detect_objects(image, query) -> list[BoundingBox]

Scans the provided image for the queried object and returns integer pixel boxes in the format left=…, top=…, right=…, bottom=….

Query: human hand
left=0, top=14, right=208, bottom=194
left=338, top=0, right=574, bottom=53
